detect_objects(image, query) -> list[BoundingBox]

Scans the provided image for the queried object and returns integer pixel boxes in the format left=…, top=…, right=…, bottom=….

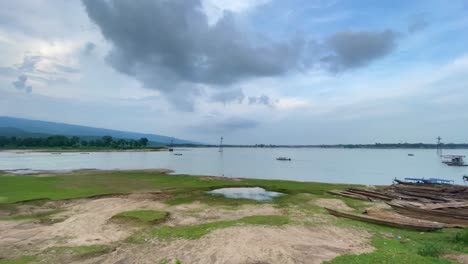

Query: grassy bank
left=0, top=170, right=466, bottom=263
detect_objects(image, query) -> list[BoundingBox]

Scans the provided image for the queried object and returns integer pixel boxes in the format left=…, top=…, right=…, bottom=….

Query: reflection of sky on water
left=207, top=187, right=283, bottom=201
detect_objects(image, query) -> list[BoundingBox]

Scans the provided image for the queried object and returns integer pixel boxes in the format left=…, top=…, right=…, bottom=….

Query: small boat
left=174, top=153, right=183, bottom=156
left=276, top=157, right=291, bottom=161
left=51, top=152, right=62, bottom=155
left=80, top=152, right=90, bottom=154
left=441, top=155, right=468, bottom=166
left=408, top=154, right=414, bottom=156
left=325, top=207, right=445, bottom=231
left=463, top=175, right=468, bottom=182
left=393, top=177, right=454, bottom=185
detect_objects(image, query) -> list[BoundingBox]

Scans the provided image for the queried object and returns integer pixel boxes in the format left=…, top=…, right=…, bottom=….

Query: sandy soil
left=0, top=195, right=280, bottom=251
left=88, top=225, right=373, bottom=264
left=446, top=254, right=468, bottom=264
left=0, top=194, right=374, bottom=263
left=314, top=198, right=353, bottom=211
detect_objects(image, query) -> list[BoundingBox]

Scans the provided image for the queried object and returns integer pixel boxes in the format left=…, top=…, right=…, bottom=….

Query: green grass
left=0, top=209, right=64, bottom=224
left=0, top=256, right=35, bottom=264
left=453, top=228, right=468, bottom=245
left=68, top=245, right=113, bottom=258
left=128, top=215, right=289, bottom=242
left=112, top=210, right=169, bottom=224
left=0, top=171, right=351, bottom=204
left=327, top=218, right=467, bottom=263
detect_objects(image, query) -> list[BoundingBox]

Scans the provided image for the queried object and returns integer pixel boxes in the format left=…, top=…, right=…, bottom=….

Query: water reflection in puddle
left=207, top=187, right=283, bottom=201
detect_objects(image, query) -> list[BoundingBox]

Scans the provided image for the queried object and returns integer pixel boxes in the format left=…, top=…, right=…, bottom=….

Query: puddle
left=207, top=187, right=283, bottom=201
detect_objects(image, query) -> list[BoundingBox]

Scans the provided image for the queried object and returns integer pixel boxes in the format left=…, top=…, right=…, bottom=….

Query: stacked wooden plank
left=328, top=184, right=468, bottom=228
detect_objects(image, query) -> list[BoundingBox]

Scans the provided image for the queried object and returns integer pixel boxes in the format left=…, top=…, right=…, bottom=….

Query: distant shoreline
left=0, top=148, right=168, bottom=153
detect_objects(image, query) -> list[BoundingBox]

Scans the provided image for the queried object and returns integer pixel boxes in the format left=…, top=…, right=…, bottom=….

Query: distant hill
left=0, top=116, right=193, bottom=145
left=0, top=127, right=50, bottom=138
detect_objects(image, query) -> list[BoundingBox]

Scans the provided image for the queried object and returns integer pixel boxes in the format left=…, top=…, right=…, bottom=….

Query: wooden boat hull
left=387, top=202, right=468, bottom=226
left=325, top=208, right=445, bottom=231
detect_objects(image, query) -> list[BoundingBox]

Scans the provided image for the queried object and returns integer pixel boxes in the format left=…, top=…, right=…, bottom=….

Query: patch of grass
left=0, top=256, right=35, bottom=264
left=328, top=236, right=453, bottom=264
left=453, top=229, right=468, bottom=245
left=0, top=209, right=65, bottom=224
left=328, top=217, right=467, bottom=263
left=417, top=242, right=445, bottom=257
left=0, top=171, right=352, bottom=204
left=69, top=245, right=113, bottom=258
left=43, top=244, right=114, bottom=261
left=128, top=215, right=289, bottom=242
left=113, top=210, right=168, bottom=224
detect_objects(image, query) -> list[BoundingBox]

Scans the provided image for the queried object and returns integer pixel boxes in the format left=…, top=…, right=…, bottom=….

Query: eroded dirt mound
left=97, top=225, right=373, bottom=264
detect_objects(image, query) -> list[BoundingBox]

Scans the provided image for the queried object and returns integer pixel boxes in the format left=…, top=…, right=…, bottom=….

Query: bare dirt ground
left=0, top=194, right=281, bottom=250
left=446, top=254, right=468, bottom=264
left=0, top=194, right=374, bottom=263
left=84, top=225, right=373, bottom=264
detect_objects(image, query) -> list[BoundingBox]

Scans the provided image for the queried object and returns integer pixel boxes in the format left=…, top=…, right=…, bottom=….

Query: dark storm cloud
left=210, top=89, right=245, bottom=104
left=12, top=74, right=32, bottom=93
left=82, top=0, right=303, bottom=87
left=323, top=30, right=398, bottom=72
left=81, top=0, right=400, bottom=108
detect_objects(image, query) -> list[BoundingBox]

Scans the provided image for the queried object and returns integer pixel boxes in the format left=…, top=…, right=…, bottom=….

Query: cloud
left=12, top=74, right=32, bottom=93
left=248, top=94, right=272, bottom=106
left=322, top=30, right=398, bottom=71
left=82, top=0, right=401, bottom=108
left=82, top=0, right=304, bottom=86
left=83, top=42, right=96, bottom=55
left=194, top=117, right=260, bottom=133
left=408, top=13, right=429, bottom=34
left=210, top=89, right=245, bottom=104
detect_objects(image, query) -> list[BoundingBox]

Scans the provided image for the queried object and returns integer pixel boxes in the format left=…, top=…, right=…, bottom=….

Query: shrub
left=417, top=242, right=444, bottom=257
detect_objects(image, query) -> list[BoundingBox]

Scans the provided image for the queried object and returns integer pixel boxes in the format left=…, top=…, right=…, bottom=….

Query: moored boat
left=393, top=177, right=454, bottom=185
left=276, top=157, right=291, bottom=161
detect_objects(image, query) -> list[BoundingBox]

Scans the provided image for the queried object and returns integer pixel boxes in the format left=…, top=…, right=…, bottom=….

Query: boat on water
left=174, top=153, right=183, bottom=156
left=463, top=175, right=468, bottom=182
left=276, top=157, right=291, bottom=161
left=393, top=177, right=454, bottom=185
left=441, top=155, right=468, bottom=166
left=408, top=153, right=414, bottom=156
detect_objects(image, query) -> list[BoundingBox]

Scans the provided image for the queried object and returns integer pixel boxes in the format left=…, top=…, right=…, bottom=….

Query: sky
left=1, top=0, right=468, bottom=145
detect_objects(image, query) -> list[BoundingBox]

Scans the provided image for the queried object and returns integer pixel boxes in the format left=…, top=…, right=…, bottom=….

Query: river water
left=1, top=148, right=467, bottom=185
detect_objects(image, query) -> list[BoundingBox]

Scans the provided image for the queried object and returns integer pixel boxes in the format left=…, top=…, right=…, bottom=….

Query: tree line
left=0, top=135, right=149, bottom=149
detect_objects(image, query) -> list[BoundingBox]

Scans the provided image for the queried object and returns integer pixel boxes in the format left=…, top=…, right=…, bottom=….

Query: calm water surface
left=1, top=148, right=467, bottom=185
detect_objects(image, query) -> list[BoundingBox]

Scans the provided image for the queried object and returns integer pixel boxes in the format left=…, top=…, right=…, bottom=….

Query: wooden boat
left=276, top=157, right=291, bottom=161
left=393, top=177, right=454, bottom=185
left=387, top=201, right=468, bottom=226
left=325, top=207, right=446, bottom=231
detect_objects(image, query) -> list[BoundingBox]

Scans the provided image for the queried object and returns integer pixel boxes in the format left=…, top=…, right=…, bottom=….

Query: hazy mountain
left=0, top=116, right=193, bottom=145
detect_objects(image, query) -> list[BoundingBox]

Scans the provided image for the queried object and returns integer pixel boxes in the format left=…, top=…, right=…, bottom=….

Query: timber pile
left=328, top=184, right=468, bottom=227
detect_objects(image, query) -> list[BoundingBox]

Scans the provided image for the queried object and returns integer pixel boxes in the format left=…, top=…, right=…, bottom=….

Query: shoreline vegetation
left=0, top=170, right=466, bottom=263
left=0, top=135, right=168, bottom=152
